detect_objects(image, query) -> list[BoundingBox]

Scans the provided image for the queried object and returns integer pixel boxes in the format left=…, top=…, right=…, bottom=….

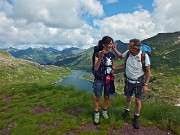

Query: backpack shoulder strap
left=141, top=51, right=146, bottom=72
left=124, top=51, right=130, bottom=77
left=124, top=51, right=130, bottom=65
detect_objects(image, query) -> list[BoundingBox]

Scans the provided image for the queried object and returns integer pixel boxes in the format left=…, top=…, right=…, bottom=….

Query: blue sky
left=101, top=0, right=154, bottom=15
left=0, top=0, right=179, bottom=50
left=87, top=0, right=154, bottom=27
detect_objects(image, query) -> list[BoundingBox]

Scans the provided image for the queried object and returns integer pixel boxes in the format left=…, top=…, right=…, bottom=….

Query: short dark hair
left=129, top=39, right=141, bottom=49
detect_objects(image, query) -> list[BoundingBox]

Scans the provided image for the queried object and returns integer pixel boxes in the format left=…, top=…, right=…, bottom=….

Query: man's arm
left=142, top=66, right=150, bottom=93
left=112, top=63, right=125, bottom=70
left=145, top=66, right=151, bottom=85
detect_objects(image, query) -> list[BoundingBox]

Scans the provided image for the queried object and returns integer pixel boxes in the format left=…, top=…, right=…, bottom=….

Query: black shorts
left=124, top=82, right=145, bottom=100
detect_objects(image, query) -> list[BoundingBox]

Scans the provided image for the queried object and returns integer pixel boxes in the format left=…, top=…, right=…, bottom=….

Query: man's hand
left=112, top=43, right=117, bottom=50
left=142, top=85, right=148, bottom=93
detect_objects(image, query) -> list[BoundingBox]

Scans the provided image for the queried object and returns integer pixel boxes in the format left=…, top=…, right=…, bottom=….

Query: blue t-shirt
left=94, top=51, right=115, bottom=78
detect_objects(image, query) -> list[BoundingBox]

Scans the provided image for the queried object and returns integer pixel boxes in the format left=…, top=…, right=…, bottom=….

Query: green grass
left=0, top=83, right=179, bottom=135
left=0, top=48, right=179, bottom=134
left=0, top=64, right=70, bottom=89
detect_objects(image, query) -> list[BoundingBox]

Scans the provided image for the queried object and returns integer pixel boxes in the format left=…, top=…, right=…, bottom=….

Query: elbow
left=118, top=54, right=122, bottom=58
left=145, top=66, right=150, bottom=74
left=146, top=71, right=151, bottom=78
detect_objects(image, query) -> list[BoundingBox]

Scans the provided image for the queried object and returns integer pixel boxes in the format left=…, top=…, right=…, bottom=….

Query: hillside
left=0, top=50, right=70, bottom=86
left=3, top=47, right=84, bottom=65
left=0, top=34, right=179, bottom=134
left=51, top=41, right=128, bottom=71
left=142, top=31, right=180, bottom=69
left=51, top=49, right=92, bottom=70
left=51, top=32, right=180, bottom=73
left=142, top=31, right=180, bottom=45
left=45, top=32, right=180, bottom=105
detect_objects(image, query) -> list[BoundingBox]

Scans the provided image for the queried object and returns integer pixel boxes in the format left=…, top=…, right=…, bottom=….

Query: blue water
left=56, top=70, right=93, bottom=92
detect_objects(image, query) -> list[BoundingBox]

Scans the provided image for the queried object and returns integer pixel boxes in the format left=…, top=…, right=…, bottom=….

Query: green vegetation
left=83, top=32, right=180, bottom=105
left=51, top=47, right=93, bottom=71
left=0, top=50, right=70, bottom=87
left=0, top=84, right=179, bottom=134
left=0, top=32, right=180, bottom=134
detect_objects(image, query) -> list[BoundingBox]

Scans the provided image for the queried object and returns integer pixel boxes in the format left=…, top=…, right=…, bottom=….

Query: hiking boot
left=122, top=109, right=130, bottom=118
left=102, top=110, right=109, bottom=119
left=94, top=112, right=100, bottom=125
left=133, top=114, right=140, bottom=129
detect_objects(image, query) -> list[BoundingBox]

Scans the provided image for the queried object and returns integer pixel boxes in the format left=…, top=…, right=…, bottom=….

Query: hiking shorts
left=124, top=82, right=145, bottom=100
left=93, top=79, right=110, bottom=98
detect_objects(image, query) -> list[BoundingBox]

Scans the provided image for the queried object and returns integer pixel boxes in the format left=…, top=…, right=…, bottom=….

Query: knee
left=104, top=95, right=109, bottom=100
left=135, top=98, right=141, bottom=105
left=95, top=97, right=100, bottom=102
left=126, top=97, right=131, bottom=103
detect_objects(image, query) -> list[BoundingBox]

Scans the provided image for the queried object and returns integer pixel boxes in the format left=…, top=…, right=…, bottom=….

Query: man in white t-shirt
left=113, top=39, right=151, bottom=129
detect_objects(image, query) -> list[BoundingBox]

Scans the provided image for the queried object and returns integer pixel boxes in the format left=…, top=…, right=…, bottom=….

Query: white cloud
left=8, top=0, right=104, bottom=29
left=94, top=10, right=157, bottom=42
left=152, top=0, right=180, bottom=32
left=0, top=0, right=103, bottom=50
left=0, top=12, right=97, bottom=50
left=0, top=0, right=180, bottom=50
left=79, top=0, right=104, bottom=17
left=94, top=0, right=180, bottom=42
left=0, top=0, right=13, bottom=15
left=10, top=0, right=84, bottom=28
left=105, top=0, right=118, bottom=4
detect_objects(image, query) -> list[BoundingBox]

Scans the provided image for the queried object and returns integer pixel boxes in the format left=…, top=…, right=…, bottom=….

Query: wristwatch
left=144, top=83, right=148, bottom=86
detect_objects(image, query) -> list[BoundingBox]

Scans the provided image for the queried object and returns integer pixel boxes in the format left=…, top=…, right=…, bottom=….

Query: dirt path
left=63, top=123, right=175, bottom=135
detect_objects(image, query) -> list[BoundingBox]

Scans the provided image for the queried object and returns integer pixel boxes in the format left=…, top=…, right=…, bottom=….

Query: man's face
left=128, top=42, right=136, bottom=54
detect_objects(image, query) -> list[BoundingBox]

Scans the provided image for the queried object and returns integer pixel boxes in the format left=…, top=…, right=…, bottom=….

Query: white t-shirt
left=122, top=50, right=150, bottom=80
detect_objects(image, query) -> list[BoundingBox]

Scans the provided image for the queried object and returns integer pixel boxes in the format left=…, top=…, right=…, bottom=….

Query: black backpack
left=92, top=46, right=102, bottom=76
left=92, top=46, right=116, bottom=94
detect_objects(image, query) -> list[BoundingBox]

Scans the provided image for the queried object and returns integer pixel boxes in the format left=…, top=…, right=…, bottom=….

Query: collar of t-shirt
left=129, top=50, right=142, bottom=60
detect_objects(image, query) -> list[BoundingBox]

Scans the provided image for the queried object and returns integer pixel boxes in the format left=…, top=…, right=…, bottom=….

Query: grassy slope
left=0, top=84, right=179, bottom=134
left=0, top=47, right=180, bottom=134
left=0, top=50, right=70, bottom=86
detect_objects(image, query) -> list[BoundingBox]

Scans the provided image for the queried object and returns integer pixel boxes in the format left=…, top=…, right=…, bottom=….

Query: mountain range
left=1, top=31, right=180, bottom=71
left=3, top=47, right=84, bottom=65
left=50, top=31, right=180, bottom=71
left=142, top=31, right=180, bottom=68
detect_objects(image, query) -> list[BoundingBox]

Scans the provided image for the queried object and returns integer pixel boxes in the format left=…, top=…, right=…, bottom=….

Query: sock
left=95, top=111, right=99, bottom=113
left=125, top=109, right=130, bottom=111
left=103, top=109, right=107, bottom=111
left=135, top=113, right=140, bottom=116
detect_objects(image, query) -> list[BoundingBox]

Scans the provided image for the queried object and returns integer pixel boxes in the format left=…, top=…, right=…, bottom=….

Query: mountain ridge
left=1, top=31, right=180, bottom=70
left=50, top=31, right=180, bottom=70
left=2, top=47, right=83, bottom=65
